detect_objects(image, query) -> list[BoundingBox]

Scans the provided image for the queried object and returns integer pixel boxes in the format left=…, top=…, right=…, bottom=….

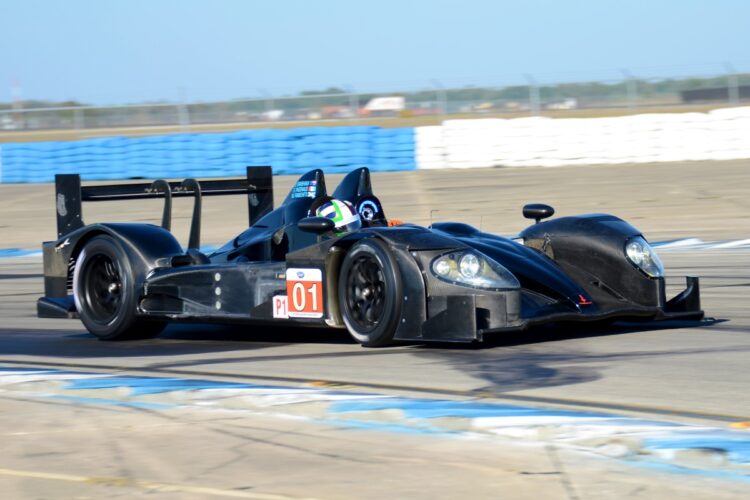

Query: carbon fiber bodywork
left=37, top=167, right=703, bottom=344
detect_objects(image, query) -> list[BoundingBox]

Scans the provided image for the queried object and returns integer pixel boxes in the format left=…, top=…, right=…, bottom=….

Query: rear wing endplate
left=54, top=166, right=273, bottom=249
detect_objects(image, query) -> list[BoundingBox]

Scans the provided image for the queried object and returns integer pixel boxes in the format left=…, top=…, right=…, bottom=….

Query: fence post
left=177, top=87, right=190, bottom=131
left=431, top=79, right=447, bottom=117
left=176, top=103, right=189, bottom=131
left=621, top=69, right=638, bottom=111
left=258, top=90, right=275, bottom=121
left=728, top=74, right=740, bottom=105
left=724, top=62, right=740, bottom=106
left=10, top=80, right=24, bottom=130
left=525, top=75, right=540, bottom=116
left=74, top=108, right=84, bottom=135
left=348, top=92, right=359, bottom=121
left=627, top=79, right=638, bottom=111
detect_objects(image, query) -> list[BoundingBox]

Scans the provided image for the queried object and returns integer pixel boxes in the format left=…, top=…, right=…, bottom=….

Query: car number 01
left=291, top=282, right=318, bottom=311
left=285, top=268, right=324, bottom=318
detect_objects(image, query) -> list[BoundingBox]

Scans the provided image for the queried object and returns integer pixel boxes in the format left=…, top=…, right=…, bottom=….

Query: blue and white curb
left=0, top=248, right=43, bottom=259
left=0, top=245, right=219, bottom=259
left=653, top=238, right=750, bottom=251
left=1, top=366, right=748, bottom=480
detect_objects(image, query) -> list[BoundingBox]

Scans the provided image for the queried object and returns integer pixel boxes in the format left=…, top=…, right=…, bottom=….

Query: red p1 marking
left=286, top=268, right=324, bottom=318
left=272, top=295, right=288, bottom=319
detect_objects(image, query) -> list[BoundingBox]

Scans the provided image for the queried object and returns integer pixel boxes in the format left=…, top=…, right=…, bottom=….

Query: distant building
left=681, top=86, right=750, bottom=103
left=360, top=96, right=405, bottom=117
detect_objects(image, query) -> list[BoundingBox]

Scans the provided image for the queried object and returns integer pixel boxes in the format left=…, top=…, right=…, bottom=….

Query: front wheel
left=73, top=235, right=165, bottom=340
left=338, top=239, right=402, bottom=347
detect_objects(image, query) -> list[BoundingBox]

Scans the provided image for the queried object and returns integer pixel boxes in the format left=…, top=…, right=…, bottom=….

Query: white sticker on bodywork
left=272, top=295, right=289, bottom=319
left=285, top=268, right=324, bottom=318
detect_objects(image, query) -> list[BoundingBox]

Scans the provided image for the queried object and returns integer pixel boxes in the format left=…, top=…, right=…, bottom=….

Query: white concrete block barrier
left=414, top=106, right=750, bottom=169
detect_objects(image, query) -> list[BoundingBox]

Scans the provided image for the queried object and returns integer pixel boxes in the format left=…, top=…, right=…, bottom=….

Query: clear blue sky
left=1, top=0, right=748, bottom=104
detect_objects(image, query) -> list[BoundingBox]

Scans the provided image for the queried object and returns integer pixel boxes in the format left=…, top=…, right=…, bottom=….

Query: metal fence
left=2, top=72, right=749, bottom=134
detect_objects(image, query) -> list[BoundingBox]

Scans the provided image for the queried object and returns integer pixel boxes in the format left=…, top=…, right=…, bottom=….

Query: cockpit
left=214, top=167, right=388, bottom=261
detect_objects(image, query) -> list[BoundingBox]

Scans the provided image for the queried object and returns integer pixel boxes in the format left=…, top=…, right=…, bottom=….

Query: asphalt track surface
left=1, top=159, right=749, bottom=249
left=0, top=161, right=749, bottom=498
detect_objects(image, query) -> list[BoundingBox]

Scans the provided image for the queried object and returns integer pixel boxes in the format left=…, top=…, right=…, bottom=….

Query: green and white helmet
left=315, top=198, right=362, bottom=236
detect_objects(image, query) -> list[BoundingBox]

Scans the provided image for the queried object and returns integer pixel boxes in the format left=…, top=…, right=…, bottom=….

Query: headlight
left=459, top=253, right=480, bottom=278
left=431, top=251, right=520, bottom=290
left=625, top=236, right=664, bottom=278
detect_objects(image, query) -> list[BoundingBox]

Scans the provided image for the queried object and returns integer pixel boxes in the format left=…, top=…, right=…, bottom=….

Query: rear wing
left=54, top=166, right=273, bottom=249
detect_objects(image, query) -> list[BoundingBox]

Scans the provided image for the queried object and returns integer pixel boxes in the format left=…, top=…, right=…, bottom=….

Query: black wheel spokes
left=347, top=255, right=387, bottom=331
left=84, top=254, right=123, bottom=323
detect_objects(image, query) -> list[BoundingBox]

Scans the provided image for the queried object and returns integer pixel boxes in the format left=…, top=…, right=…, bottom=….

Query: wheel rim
left=345, top=254, right=387, bottom=332
left=81, top=254, right=123, bottom=324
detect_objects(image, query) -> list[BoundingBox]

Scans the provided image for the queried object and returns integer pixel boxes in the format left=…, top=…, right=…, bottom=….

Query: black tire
left=338, top=239, right=402, bottom=347
left=73, top=235, right=166, bottom=340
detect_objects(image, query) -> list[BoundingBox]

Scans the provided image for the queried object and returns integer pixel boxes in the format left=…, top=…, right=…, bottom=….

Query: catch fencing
left=2, top=71, right=749, bottom=133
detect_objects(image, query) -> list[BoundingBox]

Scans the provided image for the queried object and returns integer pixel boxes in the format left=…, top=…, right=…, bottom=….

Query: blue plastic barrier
left=0, top=126, right=416, bottom=183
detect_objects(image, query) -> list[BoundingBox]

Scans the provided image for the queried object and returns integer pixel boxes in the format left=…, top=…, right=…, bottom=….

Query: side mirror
left=523, top=203, right=555, bottom=224
left=298, top=216, right=335, bottom=234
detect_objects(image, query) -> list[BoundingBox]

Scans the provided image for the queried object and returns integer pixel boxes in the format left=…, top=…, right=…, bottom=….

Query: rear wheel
left=338, top=239, right=402, bottom=347
left=74, top=235, right=165, bottom=340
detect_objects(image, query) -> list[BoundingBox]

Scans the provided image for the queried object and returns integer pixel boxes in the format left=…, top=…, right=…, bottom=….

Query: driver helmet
left=315, top=198, right=362, bottom=236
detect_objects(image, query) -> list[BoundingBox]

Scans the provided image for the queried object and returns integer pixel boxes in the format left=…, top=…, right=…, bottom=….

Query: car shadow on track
left=159, top=323, right=355, bottom=344
left=407, top=318, right=730, bottom=394
left=0, top=323, right=357, bottom=361
left=0, top=318, right=724, bottom=377
left=416, top=317, right=725, bottom=350
left=1, top=318, right=736, bottom=396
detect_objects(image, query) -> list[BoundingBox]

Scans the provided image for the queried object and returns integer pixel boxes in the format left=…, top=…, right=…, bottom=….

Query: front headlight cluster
left=625, top=236, right=664, bottom=278
left=431, top=251, right=520, bottom=290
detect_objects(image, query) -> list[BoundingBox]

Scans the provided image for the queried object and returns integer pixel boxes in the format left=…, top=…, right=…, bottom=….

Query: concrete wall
left=2, top=106, right=749, bottom=183
left=0, top=126, right=416, bottom=183
left=416, top=106, right=750, bottom=169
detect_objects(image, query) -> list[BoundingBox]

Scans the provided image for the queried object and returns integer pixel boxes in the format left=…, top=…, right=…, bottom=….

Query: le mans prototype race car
left=37, top=166, right=703, bottom=346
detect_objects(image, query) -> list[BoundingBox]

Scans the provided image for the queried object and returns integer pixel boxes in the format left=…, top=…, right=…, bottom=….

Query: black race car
left=37, top=166, right=703, bottom=346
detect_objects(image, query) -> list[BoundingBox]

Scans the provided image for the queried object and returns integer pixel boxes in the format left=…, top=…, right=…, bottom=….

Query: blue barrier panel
left=0, top=126, right=416, bottom=183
